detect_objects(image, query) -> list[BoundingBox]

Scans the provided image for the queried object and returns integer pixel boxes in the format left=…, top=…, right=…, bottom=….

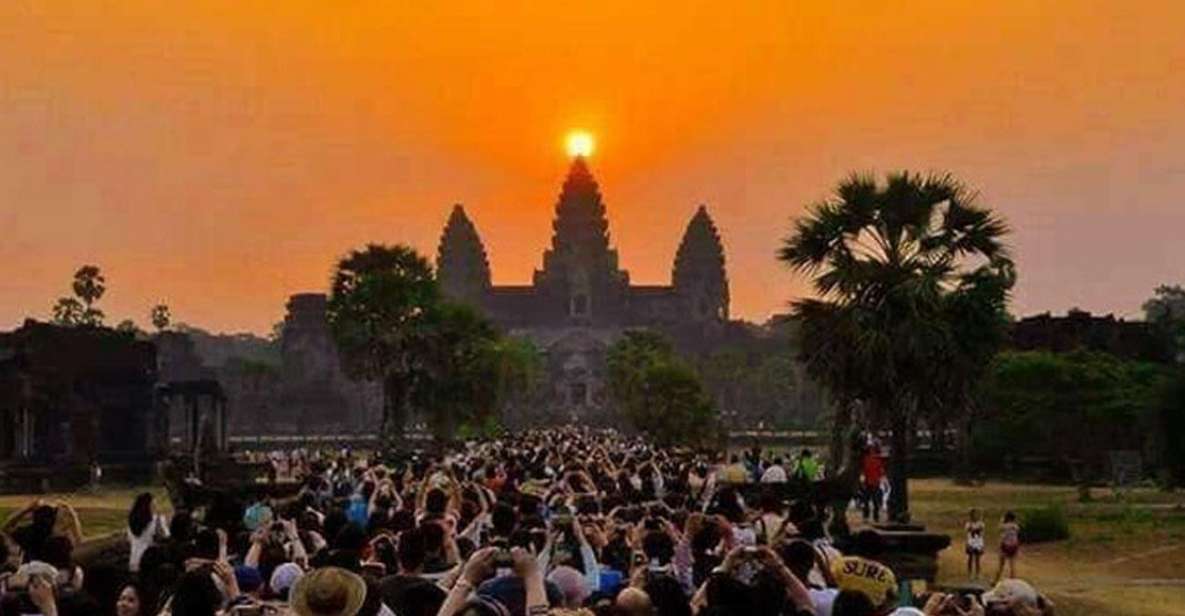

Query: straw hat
left=289, top=567, right=367, bottom=616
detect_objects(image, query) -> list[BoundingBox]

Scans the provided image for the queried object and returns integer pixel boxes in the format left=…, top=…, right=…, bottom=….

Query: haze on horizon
left=2, top=2, right=1183, bottom=334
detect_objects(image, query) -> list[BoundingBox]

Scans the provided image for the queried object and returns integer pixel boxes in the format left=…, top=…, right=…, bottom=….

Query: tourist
left=2, top=500, right=83, bottom=564
left=779, top=540, right=838, bottom=616
left=755, top=491, right=790, bottom=546
left=127, top=492, right=170, bottom=573
left=115, top=582, right=155, bottom=616
left=761, top=457, right=789, bottom=484
left=859, top=446, right=885, bottom=524
left=290, top=567, right=369, bottom=616
left=794, top=450, right=820, bottom=483
left=719, top=455, right=749, bottom=484
left=922, top=579, right=1054, bottom=616
left=378, top=526, right=446, bottom=616
left=994, top=512, right=1021, bottom=584
left=16, top=567, right=58, bottom=616
left=963, top=509, right=985, bottom=581
left=7, top=428, right=1066, bottom=616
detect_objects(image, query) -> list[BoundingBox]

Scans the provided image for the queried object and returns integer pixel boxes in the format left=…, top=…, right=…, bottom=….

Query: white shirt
left=760, top=465, right=788, bottom=483
left=127, top=514, right=169, bottom=572
left=810, top=588, right=839, bottom=616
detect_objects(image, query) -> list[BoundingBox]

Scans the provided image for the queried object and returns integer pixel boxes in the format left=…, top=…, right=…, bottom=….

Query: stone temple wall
left=156, top=295, right=383, bottom=439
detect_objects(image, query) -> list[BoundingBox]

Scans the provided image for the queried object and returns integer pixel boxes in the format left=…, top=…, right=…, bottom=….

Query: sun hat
left=290, top=566, right=368, bottom=616
left=830, top=556, right=898, bottom=608
left=270, top=562, right=305, bottom=596
left=982, top=579, right=1039, bottom=609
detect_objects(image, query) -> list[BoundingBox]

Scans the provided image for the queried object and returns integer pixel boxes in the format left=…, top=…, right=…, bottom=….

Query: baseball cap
left=830, top=556, right=897, bottom=608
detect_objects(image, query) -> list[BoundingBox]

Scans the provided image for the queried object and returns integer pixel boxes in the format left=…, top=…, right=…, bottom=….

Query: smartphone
left=493, top=548, right=514, bottom=578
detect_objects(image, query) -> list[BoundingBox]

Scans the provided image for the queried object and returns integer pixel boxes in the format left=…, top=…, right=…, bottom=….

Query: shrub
left=1018, top=505, right=1071, bottom=543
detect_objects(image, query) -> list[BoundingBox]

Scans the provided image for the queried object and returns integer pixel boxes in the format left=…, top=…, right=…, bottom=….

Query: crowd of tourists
left=1, top=429, right=1052, bottom=616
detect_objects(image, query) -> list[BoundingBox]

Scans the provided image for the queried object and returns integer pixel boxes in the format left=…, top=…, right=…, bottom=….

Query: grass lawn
left=1, top=486, right=169, bottom=538
left=4, top=480, right=1184, bottom=615
left=901, top=479, right=1185, bottom=616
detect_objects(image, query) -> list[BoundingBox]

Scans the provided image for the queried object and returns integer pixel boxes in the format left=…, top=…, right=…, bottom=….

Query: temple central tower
left=430, top=153, right=730, bottom=421
left=532, top=156, right=630, bottom=325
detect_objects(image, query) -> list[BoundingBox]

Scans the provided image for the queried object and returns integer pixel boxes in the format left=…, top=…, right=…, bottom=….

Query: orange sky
left=3, top=2, right=1184, bottom=334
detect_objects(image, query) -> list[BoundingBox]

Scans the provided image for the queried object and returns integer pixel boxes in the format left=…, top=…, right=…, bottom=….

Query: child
left=964, top=508, right=985, bottom=580
left=995, top=511, right=1020, bottom=583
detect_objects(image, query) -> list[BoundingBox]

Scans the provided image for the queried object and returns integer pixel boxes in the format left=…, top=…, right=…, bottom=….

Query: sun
left=565, top=131, right=595, bottom=158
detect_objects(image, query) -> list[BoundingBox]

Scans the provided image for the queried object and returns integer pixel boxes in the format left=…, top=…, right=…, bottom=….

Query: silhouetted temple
left=433, top=156, right=731, bottom=420
left=0, top=322, right=171, bottom=489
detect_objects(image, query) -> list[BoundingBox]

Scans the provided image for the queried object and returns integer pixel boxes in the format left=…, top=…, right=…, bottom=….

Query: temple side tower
left=436, top=204, right=492, bottom=305
left=673, top=205, right=729, bottom=321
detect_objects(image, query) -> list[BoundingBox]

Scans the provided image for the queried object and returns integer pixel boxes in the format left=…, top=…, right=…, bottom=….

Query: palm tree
left=327, top=244, right=439, bottom=443
left=780, top=172, right=1013, bottom=520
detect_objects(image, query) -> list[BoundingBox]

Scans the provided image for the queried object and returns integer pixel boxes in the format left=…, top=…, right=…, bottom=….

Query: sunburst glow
left=566, top=131, right=595, bottom=158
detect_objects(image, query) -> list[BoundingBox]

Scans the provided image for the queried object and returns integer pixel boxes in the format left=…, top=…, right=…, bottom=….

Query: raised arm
left=57, top=503, right=84, bottom=545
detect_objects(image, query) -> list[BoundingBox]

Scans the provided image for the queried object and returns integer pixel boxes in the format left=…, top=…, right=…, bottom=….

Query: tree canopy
left=978, top=350, right=1169, bottom=479
left=607, top=330, right=717, bottom=447
left=51, top=265, right=108, bottom=327
left=327, top=244, right=440, bottom=441
left=328, top=243, right=540, bottom=443
left=1143, top=284, right=1185, bottom=362
left=779, top=171, right=1014, bottom=519
left=151, top=304, right=172, bottom=332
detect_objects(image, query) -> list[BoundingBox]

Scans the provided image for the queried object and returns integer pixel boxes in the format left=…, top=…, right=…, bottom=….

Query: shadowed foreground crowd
left=0, top=429, right=1054, bottom=616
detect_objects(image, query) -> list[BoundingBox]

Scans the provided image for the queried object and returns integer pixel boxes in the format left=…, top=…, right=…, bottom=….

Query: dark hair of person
left=777, top=540, right=818, bottom=582
left=334, top=522, right=368, bottom=552
left=759, top=491, right=782, bottom=514
left=118, top=581, right=156, bottom=616
left=169, top=510, right=195, bottom=544
left=705, top=573, right=755, bottom=611
left=831, top=589, right=876, bottom=616
left=41, top=535, right=74, bottom=571
left=456, top=536, right=476, bottom=561
left=370, top=534, right=397, bottom=572
left=397, top=526, right=428, bottom=572
left=193, top=528, right=221, bottom=560
left=848, top=529, right=885, bottom=558
left=390, top=509, right=416, bottom=534
left=644, top=574, right=692, bottom=616
left=642, top=531, right=675, bottom=565
left=170, top=569, right=223, bottom=616
left=491, top=503, right=518, bottom=538
left=1004, top=511, right=1017, bottom=523
left=137, top=545, right=172, bottom=587
left=322, top=510, right=348, bottom=546
left=425, top=488, right=448, bottom=515
left=421, top=521, right=446, bottom=555
left=0, top=532, right=10, bottom=571
left=128, top=492, right=154, bottom=537
left=32, top=505, right=58, bottom=536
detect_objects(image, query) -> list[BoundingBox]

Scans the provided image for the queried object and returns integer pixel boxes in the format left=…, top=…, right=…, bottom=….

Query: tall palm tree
left=327, top=244, right=439, bottom=443
left=780, top=172, right=1013, bottom=520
